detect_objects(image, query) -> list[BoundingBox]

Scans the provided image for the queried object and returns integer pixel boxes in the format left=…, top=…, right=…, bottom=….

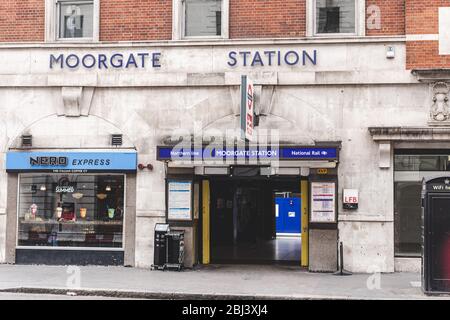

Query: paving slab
left=0, top=264, right=446, bottom=300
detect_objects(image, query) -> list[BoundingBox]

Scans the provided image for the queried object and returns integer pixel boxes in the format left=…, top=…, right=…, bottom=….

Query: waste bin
left=152, top=223, right=170, bottom=270
left=165, top=230, right=185, bottom=271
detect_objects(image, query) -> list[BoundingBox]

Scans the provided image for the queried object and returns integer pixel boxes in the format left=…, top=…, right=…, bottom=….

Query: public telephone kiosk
left=421, top=176, right=450, bottom=294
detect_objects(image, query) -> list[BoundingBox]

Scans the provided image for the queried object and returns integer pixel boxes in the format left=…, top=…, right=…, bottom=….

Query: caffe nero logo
left=30, top=157, right=68, bottom=167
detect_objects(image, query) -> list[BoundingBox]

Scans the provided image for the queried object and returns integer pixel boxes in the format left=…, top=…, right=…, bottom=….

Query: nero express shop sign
left=6, top=152, right=137, bottom=173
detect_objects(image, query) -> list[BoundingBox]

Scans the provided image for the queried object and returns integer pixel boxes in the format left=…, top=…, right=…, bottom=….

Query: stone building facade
left=0, top=0, right=449, bottom=273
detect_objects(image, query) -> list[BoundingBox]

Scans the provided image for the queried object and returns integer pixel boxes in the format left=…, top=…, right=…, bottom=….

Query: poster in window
left=168, top=181, right=192, bottom=221
left=310, top=182, right=336, bottom=223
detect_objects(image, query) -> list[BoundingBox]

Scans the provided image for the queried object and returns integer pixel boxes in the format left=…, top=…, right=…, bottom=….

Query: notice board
left=167, top=180, right=192, bottom=221
left=310, top=182, right=336, bottom=223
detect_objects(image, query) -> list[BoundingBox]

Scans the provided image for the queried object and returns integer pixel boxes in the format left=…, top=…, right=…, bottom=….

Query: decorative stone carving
left=429, top=82, right=450, bottom=125
left=378, top=142, right=391, bottom=169
left=58, top=87, right=95, bottom=117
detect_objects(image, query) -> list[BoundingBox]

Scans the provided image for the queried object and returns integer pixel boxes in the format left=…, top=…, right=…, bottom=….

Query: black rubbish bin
left=165, top=230, right=185, bottom=271
left=152, top=223, right=170, bottom=270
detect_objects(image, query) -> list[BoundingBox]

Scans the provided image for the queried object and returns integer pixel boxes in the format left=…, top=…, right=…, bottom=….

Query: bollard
left=333, top=242, right=352, bottom=276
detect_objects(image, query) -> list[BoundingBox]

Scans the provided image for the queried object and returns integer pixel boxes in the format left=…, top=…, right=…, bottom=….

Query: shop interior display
left=18, top=174, right=124, bottom=248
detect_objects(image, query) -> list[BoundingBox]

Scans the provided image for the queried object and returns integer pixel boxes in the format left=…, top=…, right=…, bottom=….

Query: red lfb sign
left=344, top=196, right=358, bottom=203
left=343, top=189, right=359, bottom=204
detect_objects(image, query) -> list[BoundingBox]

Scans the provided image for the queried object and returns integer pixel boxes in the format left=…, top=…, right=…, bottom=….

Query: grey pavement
left=0, top=264, right=445, bottom=300
left=0, top=292, right=136, bottom=300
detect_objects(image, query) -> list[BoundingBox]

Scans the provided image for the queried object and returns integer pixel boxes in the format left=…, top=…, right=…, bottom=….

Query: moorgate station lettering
left=49, top=52, right=162, bottom=69
left=227, top=49, right=317, bottom=67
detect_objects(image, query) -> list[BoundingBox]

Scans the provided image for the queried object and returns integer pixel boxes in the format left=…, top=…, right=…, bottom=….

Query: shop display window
left=18, top=174, right=124, bottom=248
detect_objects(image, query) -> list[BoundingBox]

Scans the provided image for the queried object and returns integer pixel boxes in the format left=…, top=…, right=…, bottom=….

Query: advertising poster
left=168, top=181, right=192, bottom=221
left=310, top=182, right=336, bottom=223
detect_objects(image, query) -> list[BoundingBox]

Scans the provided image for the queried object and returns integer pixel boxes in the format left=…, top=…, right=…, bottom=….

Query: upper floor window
left=45, top=0, right=99, bottom=42
left=307, top=0, right=364, bottom=37
left=173, top=0, right=229, bottom=40
left=316, top=0, right=355, bottom=34
left=185, top=0, right=222, bottom=37
left=57, top=0, right=94, bottom=39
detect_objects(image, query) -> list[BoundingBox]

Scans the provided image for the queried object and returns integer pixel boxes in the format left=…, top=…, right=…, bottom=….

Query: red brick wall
left=406, top=41, right=450, bottom=69
left=405, top=0, right=450, bottom=69
left=100, top=0, right=172, bottom=41
left=0, top=0, right=44, bottom=42
left=405, top=0, right=448, bottom=34
left=366, top=0, right=405, bottom=36
left=229, top=0, right=306, bottom=38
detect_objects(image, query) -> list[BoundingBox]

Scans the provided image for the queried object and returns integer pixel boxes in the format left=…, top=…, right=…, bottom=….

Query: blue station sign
left=157, top=146, right=338, bottom=161
left=6, top=152, right=137, bottom=173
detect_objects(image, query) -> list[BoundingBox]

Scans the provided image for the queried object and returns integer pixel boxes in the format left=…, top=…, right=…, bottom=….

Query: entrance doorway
left=209, top=177, right=301, bottom=264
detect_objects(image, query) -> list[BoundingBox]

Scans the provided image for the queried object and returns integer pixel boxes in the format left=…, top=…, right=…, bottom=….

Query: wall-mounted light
left=138, top=163, right=154, bottom=171
left=386, top=46, right=395, bottom=59
left=40, top=185, right=46, bottom=191
left=105, top=185, right=111, bottom=192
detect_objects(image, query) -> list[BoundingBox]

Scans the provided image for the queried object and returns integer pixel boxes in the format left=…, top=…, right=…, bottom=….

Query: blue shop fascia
left=5, top=150, right=137, bottom=265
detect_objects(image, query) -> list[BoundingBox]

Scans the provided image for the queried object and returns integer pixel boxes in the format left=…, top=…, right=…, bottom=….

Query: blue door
left=275, top=197, right=301, bottom=234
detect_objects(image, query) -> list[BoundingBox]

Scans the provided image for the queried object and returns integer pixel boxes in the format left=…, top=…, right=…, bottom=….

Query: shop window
left=394, top=155, right=450, bottom=171
left=172, top=0, right=229, bottom=40
left=17, top=174, right=125, bottom=248
left=393, top=151, right=450, bottom=257
left=394, top=182, right=422, bottom=256
left=45, top=0, right=99, bottom=42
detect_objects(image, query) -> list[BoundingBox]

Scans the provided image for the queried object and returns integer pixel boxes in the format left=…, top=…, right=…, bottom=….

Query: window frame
left=15, top=173, right=127, bottom=251
left=172, top=0, right=229, bottom=40
left=45, top=0, right=100, bottom=43
left=306, top=0, right=365, bottom=37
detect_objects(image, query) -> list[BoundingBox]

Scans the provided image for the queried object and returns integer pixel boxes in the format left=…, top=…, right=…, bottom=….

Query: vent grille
left=22, top=135, right=32, bottom=147
left=111, top=134, right=123, bottom=146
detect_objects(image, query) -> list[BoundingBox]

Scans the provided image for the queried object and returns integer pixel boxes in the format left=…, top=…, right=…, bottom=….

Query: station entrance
left=159, top=144, right=340, bottom=271
left=208, top=174, right=302, bottom=265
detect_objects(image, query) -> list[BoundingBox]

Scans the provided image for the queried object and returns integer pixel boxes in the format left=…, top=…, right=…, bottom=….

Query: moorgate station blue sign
left=6, top=152, right=137, bottom=173
left=157, top=146, right=338, bottom=161
left=49, top=52, right=162, bottom=70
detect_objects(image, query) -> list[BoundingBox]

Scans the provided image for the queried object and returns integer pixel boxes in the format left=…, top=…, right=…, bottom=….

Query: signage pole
left=240, top=75, right=247, bottom=141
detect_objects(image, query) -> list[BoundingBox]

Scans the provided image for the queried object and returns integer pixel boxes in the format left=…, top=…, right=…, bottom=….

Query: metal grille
left=22, top=135, right=32, bottom=147
left=111, top=134, right=123, bottom=146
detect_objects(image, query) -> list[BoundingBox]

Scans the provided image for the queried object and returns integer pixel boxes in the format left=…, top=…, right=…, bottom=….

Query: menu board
left=310, top=182, right=336, bottom=223
left=168, top=181, right=192, bottom=221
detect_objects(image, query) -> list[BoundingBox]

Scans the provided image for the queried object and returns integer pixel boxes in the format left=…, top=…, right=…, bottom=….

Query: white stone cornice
left=369, top=126, right=450, bottom=141
left=0, top=36, right=406, bottom=49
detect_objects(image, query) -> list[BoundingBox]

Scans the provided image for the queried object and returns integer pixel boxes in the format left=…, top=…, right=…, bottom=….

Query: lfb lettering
left=344, top=196, right=358, bottom=203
